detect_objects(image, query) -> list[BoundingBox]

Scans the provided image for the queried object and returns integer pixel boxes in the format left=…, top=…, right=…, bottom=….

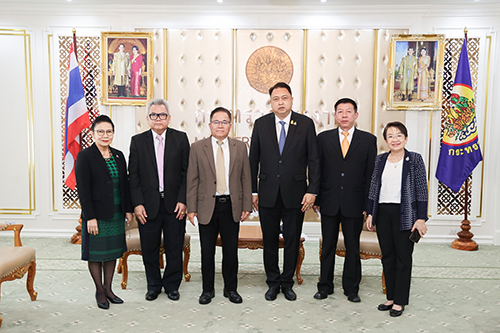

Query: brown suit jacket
left=186, top=136, right=252, bottom=225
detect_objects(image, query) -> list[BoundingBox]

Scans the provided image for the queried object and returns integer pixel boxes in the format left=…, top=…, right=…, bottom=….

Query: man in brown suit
left=187, top=107, right=252, bottom=305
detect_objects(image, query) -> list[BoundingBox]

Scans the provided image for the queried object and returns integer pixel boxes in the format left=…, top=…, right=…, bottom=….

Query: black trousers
left=376, top=203, right=414, bottom=305
left=317, top=211, right=363, bottom=296
left=138, top=199, right=185, bottom=293
left=198, top=196, right=240, bottom=292
left=259, top=190, right=304, bottom=289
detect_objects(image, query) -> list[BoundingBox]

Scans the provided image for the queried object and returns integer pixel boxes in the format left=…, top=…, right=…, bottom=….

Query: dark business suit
left=316, top=127, right=377, bottom=296
left=186, top=137, right=252, bottom=292
left=249, top=112, right=320, bottom=289
left=129, top=128, right=190, bottom=293
left=76, top=143, right=132, bottom=260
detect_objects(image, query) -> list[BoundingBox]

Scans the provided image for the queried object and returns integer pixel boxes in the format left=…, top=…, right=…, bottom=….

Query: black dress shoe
left=166, top=290, right=180, bottom=301
left=264, top=287, right=280, bottom=301
left=199, top=290, right=215, bottom=305
left=223, top=289, right=243, bottom=304
left=145, top=291, right=160, bottom=301
left=378, top=303, right=393, bottom=311
left=347, top=294, right=361, bottom=302
left=389, top=305, right=404, bottom=317
left=282, top=287, right=296, bottom=301
left=106, top=295, right=124, bottom=304
left=313, top=290, right=329, bottom=300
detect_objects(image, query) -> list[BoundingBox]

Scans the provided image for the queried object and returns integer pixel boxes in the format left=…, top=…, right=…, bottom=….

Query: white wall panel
left=167, top=29, right=233, bottom=143
left=0, top=31, right=34, bottom=213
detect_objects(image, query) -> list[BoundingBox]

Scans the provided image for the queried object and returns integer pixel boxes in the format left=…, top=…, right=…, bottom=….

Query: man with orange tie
left=313, top=98, right=377, bottom=303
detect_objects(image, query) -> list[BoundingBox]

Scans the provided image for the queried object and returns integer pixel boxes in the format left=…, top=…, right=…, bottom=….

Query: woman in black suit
left=366, top=121, right=428, bottom=317
left=76, top=115, right=133, bottom=310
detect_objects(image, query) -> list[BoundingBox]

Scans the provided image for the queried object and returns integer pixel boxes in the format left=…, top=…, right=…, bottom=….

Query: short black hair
left=210, top=107, right=232, bottom=122
left=269, top=82, right=292, bottom=96
left=334, top=98, right=358, bottom=113
left=383, top=121, right=408, bottom=140
left=132, top=45, right=138, bottom=51
left=91, top=115, right=114, bottom=131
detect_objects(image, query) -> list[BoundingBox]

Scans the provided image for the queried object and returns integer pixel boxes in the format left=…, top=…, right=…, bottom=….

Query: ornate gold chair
left=0, top=223, right=37, bottom=327
left=116, top=216, right=191, bottom=289
left=319, top=221, right=386, bottom=293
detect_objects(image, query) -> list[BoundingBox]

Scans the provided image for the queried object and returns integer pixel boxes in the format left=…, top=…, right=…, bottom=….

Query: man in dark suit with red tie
left=129, top=98, right=190, bottom=302
left=249, top=82, right=320, bottom=301
left=313, top=98, right=377, bottom=303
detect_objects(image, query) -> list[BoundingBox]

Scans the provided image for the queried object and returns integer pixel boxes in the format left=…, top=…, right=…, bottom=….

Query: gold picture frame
left=387, top=34, right=445, bottom=111
left=101, top=31, right=153, bottom=106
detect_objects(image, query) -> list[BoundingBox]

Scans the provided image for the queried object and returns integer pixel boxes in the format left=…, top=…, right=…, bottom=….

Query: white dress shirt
left=151, top=129, right=166, bottom=192
left=379, top=159, right=403, bottom=204
left=338, top=126, right=355, bottom=145
left=275, top=112, right=292, bottom=143
left=211, top=136, right=230, bottom=196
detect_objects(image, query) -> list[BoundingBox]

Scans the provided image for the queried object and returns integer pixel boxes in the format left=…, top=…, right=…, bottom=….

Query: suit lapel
left=144, top=130, right=157, bottom=169
left=203, top=137, right=216, bottom=177
left=281, top=111, right=297, bottom=156
left=265, top=114, right=281, bottom=156
left=228, top=137, right=237, bottom=177
left=402, top=149, right=411, bottom=188
left=330, top=128, right=342, bottom=158
left=90, top=144, right=111, bottom=178
left=345, top=128, right=361, bottom=159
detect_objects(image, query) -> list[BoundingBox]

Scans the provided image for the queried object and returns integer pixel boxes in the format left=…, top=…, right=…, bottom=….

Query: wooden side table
left=216, top=225, right=305, bottom=285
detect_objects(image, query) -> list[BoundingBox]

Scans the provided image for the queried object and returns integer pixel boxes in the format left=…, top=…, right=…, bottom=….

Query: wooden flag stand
left=451, top=177, right=478, bottom=251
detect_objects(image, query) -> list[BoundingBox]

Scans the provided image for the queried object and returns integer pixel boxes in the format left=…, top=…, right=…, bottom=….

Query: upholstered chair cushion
left=0, top=246, right=36, bottom=279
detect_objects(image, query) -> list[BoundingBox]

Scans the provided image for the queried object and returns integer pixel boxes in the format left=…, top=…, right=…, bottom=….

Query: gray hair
left=146, top=98, right=170, bottom=115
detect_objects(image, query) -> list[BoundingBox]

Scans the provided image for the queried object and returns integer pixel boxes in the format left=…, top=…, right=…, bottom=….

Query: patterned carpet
left=1, top=236, right=499, bottom=332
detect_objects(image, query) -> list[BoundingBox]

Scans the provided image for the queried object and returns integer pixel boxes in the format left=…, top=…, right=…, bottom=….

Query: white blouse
left=379, top=159, right=403, bottom=204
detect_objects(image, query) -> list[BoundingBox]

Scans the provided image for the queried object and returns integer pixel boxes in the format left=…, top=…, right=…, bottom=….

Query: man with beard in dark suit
left=129, top=98, right=190, bottom=302
left=249, top=82, right=320, bottom=301
left=313, top=98, right=377, bottom=303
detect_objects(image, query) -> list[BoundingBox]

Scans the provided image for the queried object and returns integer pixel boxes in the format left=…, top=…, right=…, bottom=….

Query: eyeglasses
left=94, top=129, right=114, bottom=136
left=211, top=120, right=230, bottom=126
left=149, top=113, right=169, bottom=120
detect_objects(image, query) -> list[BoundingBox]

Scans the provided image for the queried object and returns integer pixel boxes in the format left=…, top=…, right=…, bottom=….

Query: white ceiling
left=2, top=0, right=498, bottom=6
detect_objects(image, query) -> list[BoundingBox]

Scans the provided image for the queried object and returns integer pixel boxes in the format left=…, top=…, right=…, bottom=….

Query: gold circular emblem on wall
left=246, top=46, right=294, bottom=94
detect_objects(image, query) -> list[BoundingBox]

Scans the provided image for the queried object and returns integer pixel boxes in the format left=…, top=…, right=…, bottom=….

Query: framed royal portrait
left=387, top=34, right=445, bottom=111
left=101, top=31, right=153, bottom=106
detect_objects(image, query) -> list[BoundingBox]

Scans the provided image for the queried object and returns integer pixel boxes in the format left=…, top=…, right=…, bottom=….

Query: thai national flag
left=64, top=42, right=90, bottom=190
left=436, top=36, right=483, bottom=193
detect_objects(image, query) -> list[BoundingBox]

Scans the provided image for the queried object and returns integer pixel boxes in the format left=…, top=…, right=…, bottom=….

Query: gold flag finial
left=464, top=27, right=468, bottom=34
left=72, top=27, right=76, bottom=34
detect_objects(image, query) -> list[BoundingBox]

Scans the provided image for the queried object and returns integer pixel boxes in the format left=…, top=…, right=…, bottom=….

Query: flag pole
left=451, top=27, right=478, bottom=251
left=70, top=27, right=83, bottom=245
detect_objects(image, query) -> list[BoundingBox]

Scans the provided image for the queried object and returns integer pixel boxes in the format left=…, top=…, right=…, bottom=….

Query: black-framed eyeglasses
left=95, top=129, right=114, bottom=136
left=211, top=120, right=230, bottom=126
left=149, top=113, right=169, bottom=120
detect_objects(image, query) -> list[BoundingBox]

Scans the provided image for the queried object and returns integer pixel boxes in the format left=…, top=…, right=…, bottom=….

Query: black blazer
left=75, top=143, right=132, bottom=221
left=128, top=128, right=190, bottom=219
left=249, top=111, right=320, bottom=209
left=316, top=127, right=377, bottom=218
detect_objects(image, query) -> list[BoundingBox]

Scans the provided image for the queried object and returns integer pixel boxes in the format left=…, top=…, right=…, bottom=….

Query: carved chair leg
left=26, top=261, right=37, bottom=301
left=382, top=268, right=387, bottom=294
left=183, top=243, right=191, bottom=282
left=296, top=242, right=305, bottom=285
left=159, top=247, right=165, bottom=269
left=120, top=253, right=130, bottom=290
left=117, top=257, right=123, bottom=274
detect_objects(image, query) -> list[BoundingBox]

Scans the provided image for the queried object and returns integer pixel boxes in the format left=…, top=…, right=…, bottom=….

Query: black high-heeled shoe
left=96, top=294, right=110, bottom=310
left=106, top=295, right=124, bottom=304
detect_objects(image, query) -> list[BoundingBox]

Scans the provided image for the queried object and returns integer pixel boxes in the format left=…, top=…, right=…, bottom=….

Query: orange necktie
left=341, top=131, right=349, bottom=157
